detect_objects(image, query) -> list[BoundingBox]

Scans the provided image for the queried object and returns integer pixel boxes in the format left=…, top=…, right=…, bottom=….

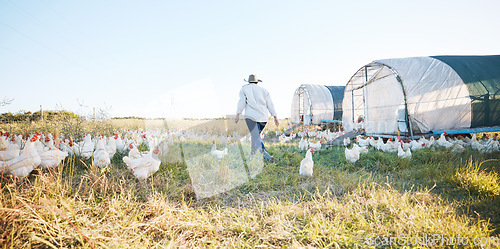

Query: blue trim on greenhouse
left=320, top=119, right=343, bottom=123
left=430, top=126, right=500, bottom=135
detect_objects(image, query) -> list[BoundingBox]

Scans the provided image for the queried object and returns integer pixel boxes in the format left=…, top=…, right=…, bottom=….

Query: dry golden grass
left=0, top=119, right=499, bottom=248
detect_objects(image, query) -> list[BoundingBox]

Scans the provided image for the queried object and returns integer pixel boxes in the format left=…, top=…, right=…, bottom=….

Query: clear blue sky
left=1, top=0, right=499, bottom=119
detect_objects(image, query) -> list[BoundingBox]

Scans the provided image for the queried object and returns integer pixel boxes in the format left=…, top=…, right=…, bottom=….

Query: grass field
left=0, top=119, right=499, bottom=248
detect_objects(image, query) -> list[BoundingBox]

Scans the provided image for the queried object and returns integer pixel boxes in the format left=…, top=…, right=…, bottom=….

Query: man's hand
left=274, top=116, right=279, bottom=126
left=235, top=114, right=239, bottom=124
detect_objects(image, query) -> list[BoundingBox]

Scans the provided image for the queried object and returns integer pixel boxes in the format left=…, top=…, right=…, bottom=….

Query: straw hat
left=245, top=74, right=262, bottom=83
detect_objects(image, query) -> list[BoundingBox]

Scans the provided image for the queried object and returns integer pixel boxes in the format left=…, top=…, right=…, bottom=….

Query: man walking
left=235, top=74, right=279, bottom=161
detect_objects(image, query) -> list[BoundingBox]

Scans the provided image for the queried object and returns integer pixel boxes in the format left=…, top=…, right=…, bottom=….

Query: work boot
left=262, top=150, right=273, bottom=162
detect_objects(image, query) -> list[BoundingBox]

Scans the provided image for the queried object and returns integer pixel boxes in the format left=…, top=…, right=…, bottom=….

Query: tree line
left=0, top=110, right=80, bottom=123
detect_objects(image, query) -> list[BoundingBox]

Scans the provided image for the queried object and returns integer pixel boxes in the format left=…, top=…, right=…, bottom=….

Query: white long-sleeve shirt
left=236, top=83, right=277, bottom=122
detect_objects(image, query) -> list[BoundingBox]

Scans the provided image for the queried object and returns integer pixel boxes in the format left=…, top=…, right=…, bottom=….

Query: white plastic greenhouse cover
left=343, top=56, right=471, bottom=135
left=291, top=84, right=334, bottom=125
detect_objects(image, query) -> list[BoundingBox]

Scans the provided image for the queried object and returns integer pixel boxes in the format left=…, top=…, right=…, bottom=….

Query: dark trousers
left=245, top=119, right=267, bottom=154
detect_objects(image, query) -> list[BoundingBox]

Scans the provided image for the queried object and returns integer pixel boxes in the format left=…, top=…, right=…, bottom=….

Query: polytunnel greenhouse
left=291, top=84, right=345, bottom=125
left=342, top=55, right=500, bottom=136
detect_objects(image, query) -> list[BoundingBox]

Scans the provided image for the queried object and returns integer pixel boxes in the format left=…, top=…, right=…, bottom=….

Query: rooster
left=211, top=140, right=228, bottom=159
left=123, top=146, right=161, bottom=181
left=299, top=147, right=314, bottom=176
left=0, top=135, right=41, bottom=179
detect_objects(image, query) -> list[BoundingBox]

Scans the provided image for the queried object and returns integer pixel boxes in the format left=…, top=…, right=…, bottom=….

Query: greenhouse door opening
left=343, top=62, right=411, bottom=136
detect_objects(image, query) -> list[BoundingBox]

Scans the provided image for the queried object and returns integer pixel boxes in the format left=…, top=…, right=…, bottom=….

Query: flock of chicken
left=0, top=128, right=251, bottom=181
left=281, top=129, right=499, bottom=166
left=345, top=132, right=499, bottom=163
left=1, top=127, right=498, bottom=181
left=0, top=130, right=174, bottom=181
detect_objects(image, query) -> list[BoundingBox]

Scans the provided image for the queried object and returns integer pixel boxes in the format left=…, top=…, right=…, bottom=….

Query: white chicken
left=470, top=134, right=484, bottom=151
left=114, top=134, right=126, bottom=153
left=345, top=144, right=362, bottom=163
left=0, top=135, right=41, bottom=179
left=409, top=139, right=424, bottom=151
left=93, top=139, right=111, bottom=167
left=397, top=141, right=412, bottom=159
left=426, top=136, right=435, bottom=148
left=451, top=143, right=466, bottom=153
left=43, top=135, right=57, bottom=150
left=482, top=137, right=499, bottom=153
left=123, top=146, right=161, bottom=181
left=279, top=134, right=292, bottom=143
left=380, top=138, right=398, bottom=153
left=355, top=144, right=370, bottom=154
left=417, top=135, right=429, bottom=146
left=105, top=136, right=117, bottom=159
left=80, top=134, right=94, bottom=159
left=0, top=143, right=20, bottom=161
left=299, top=147, right=314, bottom=176
left=39, top=146, right=68, bottom=169
left=126, top=142, right=142, bottom=159
left=211, top=140, right=228, bottom=159
left=0, top=133, right=9, bottom=150
left=67, top=139, right=80, bottom=156
left=357, top=136, right=371, bottom=147
left=33, top=136, right=45, bottom=155
left=436, top=133, right=453, bottom=148
left=10, top=134, right=24, bottom=148
left=309, top=140, right=322, bottom=151
left=343, top=137, right=351, bottom=147
left=298, top=137, right=309, bottom=150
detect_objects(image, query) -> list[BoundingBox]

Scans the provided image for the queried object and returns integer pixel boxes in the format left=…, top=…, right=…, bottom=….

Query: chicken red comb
left=129, top=143, right=134, bottom=149
left=30, top=134, right=38, bottom=142
left=310, top=147, right=315, bottom=153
